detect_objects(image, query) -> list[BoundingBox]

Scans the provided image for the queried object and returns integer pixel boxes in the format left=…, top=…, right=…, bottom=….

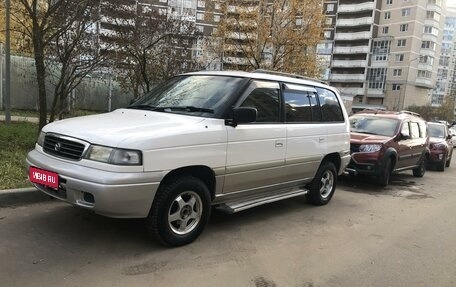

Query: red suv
left=427, top=122, right=453, bottom=171
left=346, top=110, right=429, bottom=186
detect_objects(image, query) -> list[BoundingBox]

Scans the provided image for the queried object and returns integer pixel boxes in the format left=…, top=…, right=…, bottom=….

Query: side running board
left=216, top=188, right=309, bottom=214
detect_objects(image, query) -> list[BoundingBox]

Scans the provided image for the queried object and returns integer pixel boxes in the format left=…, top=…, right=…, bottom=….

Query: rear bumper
left=26, top=149, right=163, bottom=218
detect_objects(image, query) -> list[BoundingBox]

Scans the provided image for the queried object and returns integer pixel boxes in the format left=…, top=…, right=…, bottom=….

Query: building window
left=400, top=24, right=409, bottom=32
left=396, top=54, right=404, bottom=61
left=197, top=13, right=204, bottom=20
left=296, top=18, right=303, bottom=26
left=326, top=4, right=334, bottom=12
left=197, top=25, right=204, bottom=32
left=421, top=41, right=436, bottom=50
left=426, top=11, right=440, bottom=21
left=197, top=0, right=205, bottom=8
left=214, top=15, right=220, bottom=22
left=325, top=17, right=332, bottom=25
left=215, top=2, right=221, bottom=9
left=417, top=70, right=432, bottom=78
left=420, top=55, right=434, bottom=65
left=393, top=69, right=402, bottom=76
left=392, top=84, right=401, bottom=91
left=372, top=40, right=390, bottom=61
left=402, top=8, right=411, bottom=16
left=324, top=31, right=331, bottom=39
left=382, top=26, right=389, bottom=34
left=424, top=26, right=433, bottom=33
left=397, top=39, right=406, bottom=47
left=384, top=12, right=391, bottom=19
left=387, top=0, right=393, bottom=4
left=367, top=68, right=387, bottom=89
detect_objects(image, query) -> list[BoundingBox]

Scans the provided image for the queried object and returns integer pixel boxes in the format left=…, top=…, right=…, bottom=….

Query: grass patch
left=0, top=121, right=38, bottom=189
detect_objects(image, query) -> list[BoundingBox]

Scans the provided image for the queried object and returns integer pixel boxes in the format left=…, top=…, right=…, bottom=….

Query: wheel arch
left=321, top=152, right=341, bottom=174
left=160, top=165, right=216, bottom=201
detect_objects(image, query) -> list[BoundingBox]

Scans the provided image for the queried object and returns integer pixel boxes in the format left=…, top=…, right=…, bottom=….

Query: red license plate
left=29, top=167, right=59, bottom=189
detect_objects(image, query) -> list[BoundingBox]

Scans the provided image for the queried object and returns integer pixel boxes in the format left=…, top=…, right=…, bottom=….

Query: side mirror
left=398, top=132, right=410, bottom=141
left=226, top=107, right=257, bottom=127
left=447, top=134, right=453, bottom=140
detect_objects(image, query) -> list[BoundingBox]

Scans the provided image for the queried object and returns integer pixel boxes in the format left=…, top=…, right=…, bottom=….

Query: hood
left=429, top=137, right=446, bottom=144
left=350, top=132, right=391, bottom=144
left=42, top=109, right=206, bottom=147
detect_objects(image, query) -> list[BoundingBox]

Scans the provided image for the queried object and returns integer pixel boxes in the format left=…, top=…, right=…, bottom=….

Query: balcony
left=338, top=2, right=375, bottom=13
left=420, top=49, right=436, bottom=57
left=330, top=74, right=365, bottom=82
left=367, top=89, right=385, bottom=98
left=427, top=3, right=442, bottom=14
left=422, top=34, right=438, bottom=42
left=332, top=60, right=368, bottom=68
left=333, top=46, right=369, bottom=54
left=418, top=63, right=434, bottom=71
left=336, top=17, right=373, bottom=27
left=415, top=78, right=433, bottom=88
left=335, top=31, right=371, bottom=41
left=338, top=87, right=365, bottom=95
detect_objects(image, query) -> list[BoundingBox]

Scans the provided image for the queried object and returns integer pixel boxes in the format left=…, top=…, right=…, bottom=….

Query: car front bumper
left=26, top=149, right=163, bottom=218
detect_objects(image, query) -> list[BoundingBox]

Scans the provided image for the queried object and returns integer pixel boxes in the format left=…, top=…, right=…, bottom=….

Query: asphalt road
left=1, top=160, right=456, bottom=287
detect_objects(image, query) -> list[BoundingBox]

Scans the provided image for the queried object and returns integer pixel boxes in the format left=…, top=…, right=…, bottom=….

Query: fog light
left=83, top=192, right=95, bottom=204
left=439, top=154, right=444, bottom=160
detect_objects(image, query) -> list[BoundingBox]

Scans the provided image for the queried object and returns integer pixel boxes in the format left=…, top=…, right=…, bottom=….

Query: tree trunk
left=32, top=28, right=47, bottom=130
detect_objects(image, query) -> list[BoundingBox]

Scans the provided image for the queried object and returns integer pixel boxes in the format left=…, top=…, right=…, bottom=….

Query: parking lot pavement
left=1, top=166, right=456, bottom=287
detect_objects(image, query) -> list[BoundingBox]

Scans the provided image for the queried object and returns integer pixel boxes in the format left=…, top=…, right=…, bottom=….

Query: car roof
left=182, top=70, right=338, bottom=94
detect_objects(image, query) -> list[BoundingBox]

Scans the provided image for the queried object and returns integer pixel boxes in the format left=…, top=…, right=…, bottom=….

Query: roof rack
left=252, top=69, right=328, bottom=85
left=398, top=110, right=422, bottom=117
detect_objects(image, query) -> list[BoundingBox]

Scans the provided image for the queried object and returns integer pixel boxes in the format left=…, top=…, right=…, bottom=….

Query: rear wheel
left=146, top=176, right=211, bottom=247
left=306, top=161, right=337, bottom=206
left=413, top=156, right=426, bottom=177
left=377, top=158, right=393, bottom=187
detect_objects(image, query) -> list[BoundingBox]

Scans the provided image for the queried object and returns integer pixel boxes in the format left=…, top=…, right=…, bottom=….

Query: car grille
left=43, top=134, right=86, bottom=160
left=350, top=144, right=361, bottom=153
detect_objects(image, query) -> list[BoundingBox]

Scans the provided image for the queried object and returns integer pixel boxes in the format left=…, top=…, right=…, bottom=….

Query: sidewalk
left=0, top=115, right=39, bottom=123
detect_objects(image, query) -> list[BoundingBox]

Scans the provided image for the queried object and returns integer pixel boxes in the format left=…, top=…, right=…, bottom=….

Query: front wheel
left=437, top=153, right=446, bottom=171
left=306, top=162, right=337, bottom=206
left=377, top=158, right=393, bottom=187
left=146, top=176, right=211, bottom=247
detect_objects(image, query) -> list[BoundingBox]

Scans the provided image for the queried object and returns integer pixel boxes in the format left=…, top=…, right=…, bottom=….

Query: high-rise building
left=330, top=0, right=445, bottom=113
left=431, top=5, right=456, bottom=107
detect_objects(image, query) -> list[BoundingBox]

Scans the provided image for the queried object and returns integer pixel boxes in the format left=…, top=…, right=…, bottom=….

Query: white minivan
left=27, top=70, right=351, bottom=246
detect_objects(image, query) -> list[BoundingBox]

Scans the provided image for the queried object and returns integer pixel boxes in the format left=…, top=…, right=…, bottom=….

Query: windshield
left=350, top=116, right=399, bottom=137
left=129, top=75, right=248, bottom=118
left=428, top=124, right=445, bottom=138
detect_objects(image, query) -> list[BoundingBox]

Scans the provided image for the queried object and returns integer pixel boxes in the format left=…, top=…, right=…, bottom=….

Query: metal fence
left=0, top=44, right=132, bottom=112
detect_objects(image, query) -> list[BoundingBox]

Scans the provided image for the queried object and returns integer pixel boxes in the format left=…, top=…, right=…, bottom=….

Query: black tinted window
left=316, top=88, right=344, bottom=122
left=284, top=91, right=320, bottom=122
left=240, top=88, right=280, bottom=123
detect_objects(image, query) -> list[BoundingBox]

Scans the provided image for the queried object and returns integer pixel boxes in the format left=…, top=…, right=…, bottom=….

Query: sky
left=449, top=0, right=456, bottom=7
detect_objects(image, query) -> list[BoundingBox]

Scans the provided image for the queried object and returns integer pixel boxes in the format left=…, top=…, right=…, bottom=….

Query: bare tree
left=211, top=0, right=324, bottom=77
left=107, top=3, right=203, bottom=98
left=46, top=2, right=109, bottom=122
left=14, top=0, right=96, bottom=129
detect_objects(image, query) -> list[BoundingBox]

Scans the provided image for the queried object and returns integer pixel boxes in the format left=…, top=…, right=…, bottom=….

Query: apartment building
left=318, top=1, right=338, bottom=80
left=431, top=5, right=456, bottom=107
left=330, top=0, right=445, bottom=112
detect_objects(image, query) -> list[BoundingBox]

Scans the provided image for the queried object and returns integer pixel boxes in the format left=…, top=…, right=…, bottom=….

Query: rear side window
left=316, top=88, right=344, bottom=122
left=283, top=91, right=321, bottom=122
left=401, top=121, right=410, bottom=138
left=419, top=122, right=427, bottom=138
left=410, top=122, right=420, bottom=139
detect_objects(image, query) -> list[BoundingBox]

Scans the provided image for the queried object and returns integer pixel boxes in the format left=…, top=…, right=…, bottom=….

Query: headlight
left=37, top=131, right=45, bottom=146
left=86, top=145, right=142, bottom=165
left=359, top=144, right=382, bottom=153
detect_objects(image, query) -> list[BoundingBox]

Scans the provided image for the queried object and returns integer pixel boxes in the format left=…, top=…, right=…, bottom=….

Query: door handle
left=275, top=141, right=284, bottom=148
left=319, top=137, right=325, bottom=143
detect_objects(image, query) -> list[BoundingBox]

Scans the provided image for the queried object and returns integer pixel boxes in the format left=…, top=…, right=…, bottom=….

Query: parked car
left=26, top=70, right=351, bottom=246
left=427, top=122, right=454, bottom=171
left=346, top=110, right=429, bottom=186
left=449, top=127, right=456, bottom=147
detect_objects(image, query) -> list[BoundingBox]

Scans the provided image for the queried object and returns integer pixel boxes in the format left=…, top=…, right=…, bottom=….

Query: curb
left=0, top=187, right=52, bottom=207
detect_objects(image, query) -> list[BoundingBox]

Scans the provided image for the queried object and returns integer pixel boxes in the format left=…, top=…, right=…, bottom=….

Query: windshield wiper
left=126, top=104, right=157, bottom=111
left=154, top=106, right=214, bottom=113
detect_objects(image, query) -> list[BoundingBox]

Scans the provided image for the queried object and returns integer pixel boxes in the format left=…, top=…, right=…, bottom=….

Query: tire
left=377, top=158, right=393, bottom=187
left=306, top=161, right=337, bottom=206
left=413, top=155, right=426, bottom=177
left=437, top=153, right=446, bottom=171
left=446, top=150, right=452, bottom=168
left=146, top=176, right=211, bottom=247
